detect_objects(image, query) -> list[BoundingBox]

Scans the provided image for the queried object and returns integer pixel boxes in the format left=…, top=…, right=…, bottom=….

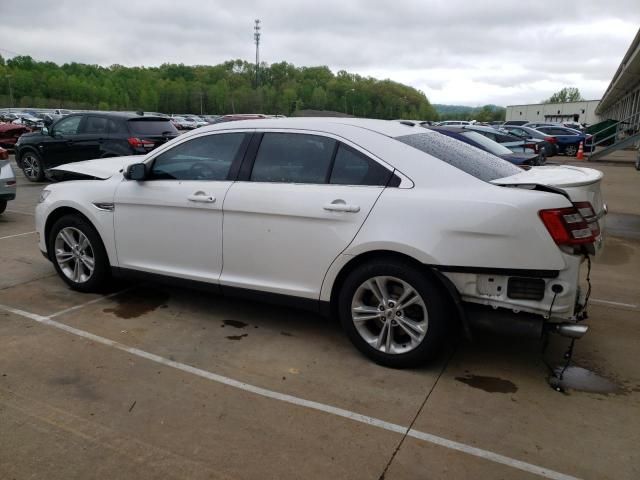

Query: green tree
left=543, top=87, right=584, bottom=104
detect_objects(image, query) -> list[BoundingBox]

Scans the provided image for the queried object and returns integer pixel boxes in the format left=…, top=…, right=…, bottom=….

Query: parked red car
left=0, top=123, right=31, bottom=148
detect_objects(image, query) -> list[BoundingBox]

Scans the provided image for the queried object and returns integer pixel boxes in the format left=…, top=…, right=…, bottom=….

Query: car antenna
left=136, top=111, right=144, bottom=116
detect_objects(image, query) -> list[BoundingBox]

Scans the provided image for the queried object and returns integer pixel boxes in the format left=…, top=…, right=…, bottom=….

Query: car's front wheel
left=21, top=150, right=45, bottom=182
left=49, top=214, right=110, bottom=292
left=338, top=259, right=447, bottom=368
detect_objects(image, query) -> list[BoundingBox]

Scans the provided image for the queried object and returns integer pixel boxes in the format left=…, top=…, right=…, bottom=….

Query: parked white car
left=0, top=147, right=17, bottom=214
left=35, top=118, right=606, bottom=367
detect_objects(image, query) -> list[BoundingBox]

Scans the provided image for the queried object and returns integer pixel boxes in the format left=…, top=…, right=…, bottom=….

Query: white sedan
left=35, top=118, right=606, bottom=367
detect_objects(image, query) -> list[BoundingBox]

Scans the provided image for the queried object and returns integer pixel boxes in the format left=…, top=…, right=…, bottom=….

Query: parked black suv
left=15, top=112, right=179, bottom=182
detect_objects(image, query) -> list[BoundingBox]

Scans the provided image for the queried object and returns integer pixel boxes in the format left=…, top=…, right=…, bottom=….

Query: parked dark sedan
left=427, top=126, right=543, bottom=166
left=499, top=125, right=559, bottom=157
left=534, top=126, right=593, bottom=157
left=15, top=112, right=179, bottom=182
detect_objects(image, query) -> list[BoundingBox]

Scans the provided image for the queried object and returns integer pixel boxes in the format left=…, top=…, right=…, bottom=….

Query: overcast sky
left=1, top=0, right=638, bottom=106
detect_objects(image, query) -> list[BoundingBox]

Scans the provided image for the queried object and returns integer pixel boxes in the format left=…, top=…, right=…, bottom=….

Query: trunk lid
left=492, top=165, right=606, bottom=252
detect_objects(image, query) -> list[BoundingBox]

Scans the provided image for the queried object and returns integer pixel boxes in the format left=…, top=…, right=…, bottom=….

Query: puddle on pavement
left=549, top=366, right=623, bottom=395
left=222, top=320, right=248, bottom=328
left=226, top=334, right=248, bottom=340
left=103, top=288, right=170, bottom=319
left=455, top=374, right=518, bottom=393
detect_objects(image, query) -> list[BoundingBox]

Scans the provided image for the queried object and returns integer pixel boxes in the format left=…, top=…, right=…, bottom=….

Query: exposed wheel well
left=15, top=146, right=39, bottom=166
left=44, top=207, right=97, bottom=260
left=328, top=250, right=464, bottom=331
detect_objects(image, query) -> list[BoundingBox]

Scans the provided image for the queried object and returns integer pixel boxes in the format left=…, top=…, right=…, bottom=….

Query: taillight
left=0, top=149, right=8, bottom=160
left=524, top=142, right=538, bottom=152
left=573, top=201, right=600, bottom=237
left=539, top=207, right=595, bottom=245
left=128, top=137, right=155, bottom=149
left=544, top=136, right=557, bottom=143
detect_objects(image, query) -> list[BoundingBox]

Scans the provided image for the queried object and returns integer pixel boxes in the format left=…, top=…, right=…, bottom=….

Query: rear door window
left=82, top=116, right=108, bottom=135
left=329, top=144, right=392, bottom=186
left=250, top=133, right=336, bottom=184
left=397, top=132, right=521, bottom=182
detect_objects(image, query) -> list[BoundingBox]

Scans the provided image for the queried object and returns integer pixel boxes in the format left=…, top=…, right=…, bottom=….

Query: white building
left=505, top=100, right=601, bottom=126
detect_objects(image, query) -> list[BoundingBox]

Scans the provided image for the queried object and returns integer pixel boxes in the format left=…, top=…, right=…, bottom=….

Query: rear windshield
left=460, top=131, right=512, bottom=155
left=396, top=132, right=521, bottom=182
left=128, top=119, right=178, bottom=136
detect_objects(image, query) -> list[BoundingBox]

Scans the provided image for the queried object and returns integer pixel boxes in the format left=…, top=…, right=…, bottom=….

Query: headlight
left=38, top=189, right=52, bottom=203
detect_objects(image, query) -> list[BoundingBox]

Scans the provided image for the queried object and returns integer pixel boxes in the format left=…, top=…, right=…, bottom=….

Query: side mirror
left=41, top=127, right=50, bottom=136
left=124, top=163, right=147, bottom=181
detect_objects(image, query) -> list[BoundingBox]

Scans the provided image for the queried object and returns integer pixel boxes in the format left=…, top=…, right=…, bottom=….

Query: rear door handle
left=188, top=191, right=216, bottom=203
left=323, top=199, right=360, bottom=213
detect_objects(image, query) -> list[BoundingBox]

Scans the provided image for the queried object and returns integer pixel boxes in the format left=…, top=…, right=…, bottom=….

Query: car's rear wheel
left=0, top=200, right=6, bottom=214
left=338, top=259, right=447, bottom=368
left=21, top=150, right=45, bottom=182
left=564, top=144, right=578, bottom=157
left=49, top=215, right=110, bottom=292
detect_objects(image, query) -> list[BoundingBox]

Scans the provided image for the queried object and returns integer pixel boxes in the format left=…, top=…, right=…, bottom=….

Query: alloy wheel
left=22, top=153, right=41, bottom=180
left=565, top=145, right=578, bottom=156
left=351, top=276, right=428, bottom=354
left=54, top=227, right=95, bottom=283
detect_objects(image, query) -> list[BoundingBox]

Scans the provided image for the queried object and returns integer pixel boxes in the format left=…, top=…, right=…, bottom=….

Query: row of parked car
left=405, top=120, right=593, bottom=159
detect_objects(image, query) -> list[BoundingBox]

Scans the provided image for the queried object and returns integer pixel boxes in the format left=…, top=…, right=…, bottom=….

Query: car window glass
left=53, top=116, right=82, bottom=135
left=460, top=131, right=512, bottom=155
left=397, top=132, right=521, bottom=182
left=250, top=133, right=335, bottom=184
left=329, top=144, right=391, bottom=186
left=83, top=116, right=108, bottom=134
left=151, top=133, right=246, bottom=180
left=108, top=118, right=128, bottom=134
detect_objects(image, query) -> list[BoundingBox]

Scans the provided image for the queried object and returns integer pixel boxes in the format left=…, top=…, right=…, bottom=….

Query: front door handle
left=323, top=199, right=360, bottom=213
left=188, top=191, right=216, bottom=203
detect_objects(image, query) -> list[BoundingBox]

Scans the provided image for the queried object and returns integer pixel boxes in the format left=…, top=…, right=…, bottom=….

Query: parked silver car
left=0, top=147, right=17, bottom=214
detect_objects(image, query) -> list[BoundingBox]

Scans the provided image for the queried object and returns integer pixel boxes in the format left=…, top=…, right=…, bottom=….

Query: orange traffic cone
left=576, top=141, right=584, bottom=160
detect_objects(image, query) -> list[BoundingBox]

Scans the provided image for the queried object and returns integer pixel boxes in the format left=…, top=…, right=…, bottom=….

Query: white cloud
left=0, top=0, right=638, bottom=105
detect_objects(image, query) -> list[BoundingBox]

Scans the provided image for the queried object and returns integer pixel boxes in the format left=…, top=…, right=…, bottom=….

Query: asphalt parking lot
left=1, top=156, right=639, bottom=480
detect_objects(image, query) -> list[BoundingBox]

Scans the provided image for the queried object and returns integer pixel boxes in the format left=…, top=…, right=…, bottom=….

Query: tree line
left=0, top=55, right=441, bottom=120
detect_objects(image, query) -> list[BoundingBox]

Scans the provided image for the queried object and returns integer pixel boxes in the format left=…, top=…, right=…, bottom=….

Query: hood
left=50, top=155, right=141, bottom=179
left=491, top=165, right=603, bottom=188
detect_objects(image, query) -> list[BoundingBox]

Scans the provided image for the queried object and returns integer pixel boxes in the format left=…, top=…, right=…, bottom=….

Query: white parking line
left=0, top=302, right=581, bottom=480
left=590, top=298, right=638, bottom=309
left=49, top=287, right=135, bottom=318
left=6, top=209, right=35, bottom=216
left=0, top=231, right=36, bottom=241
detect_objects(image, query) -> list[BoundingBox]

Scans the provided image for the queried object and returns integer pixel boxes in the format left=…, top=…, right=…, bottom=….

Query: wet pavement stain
left=223, top=320, right=248, bottom=328
left=103, top=288, right=170, bottom=319
left=280, top=331, right=293, bottom=337
left=226, top=334, right=248, bottom=341
left=549, top=366, right=623, bottom=395
left=455, top=374, right=518, bottom=394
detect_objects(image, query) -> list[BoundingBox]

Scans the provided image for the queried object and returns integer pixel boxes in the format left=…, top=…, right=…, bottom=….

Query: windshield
left=460, top=131, right=513, bottom=155
left=128, top=119, right=178, bottom=135
left=397, top=132, right=521, bottom=182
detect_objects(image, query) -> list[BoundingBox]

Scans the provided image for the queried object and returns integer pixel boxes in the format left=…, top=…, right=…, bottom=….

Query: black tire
left=0, top=200, right=6, bottom=214
left=48, top=214, right=110, bottom=293
left=338, top=258, right=447, bottom=368
left=20, top=149, right=45, bottom=182
left=635, top=154, right=640, bottom=171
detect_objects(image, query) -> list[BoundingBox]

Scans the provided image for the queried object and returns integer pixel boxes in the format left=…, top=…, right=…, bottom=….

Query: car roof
left=462, top=125, right=502, bottom=134
left=65, top=111, right=170, bottom=120
left=194, top=117, right=436, bottom=139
